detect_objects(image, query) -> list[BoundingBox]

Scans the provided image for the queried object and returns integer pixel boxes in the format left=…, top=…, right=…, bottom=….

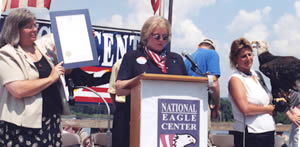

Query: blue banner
left=0, top=17, right=141, bottom=68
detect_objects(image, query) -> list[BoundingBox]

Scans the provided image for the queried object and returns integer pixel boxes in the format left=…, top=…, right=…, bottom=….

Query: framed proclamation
left=50, top=9, right=99, bottom=69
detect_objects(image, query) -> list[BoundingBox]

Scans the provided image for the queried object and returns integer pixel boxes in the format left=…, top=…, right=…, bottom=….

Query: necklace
left=24, top=46, right=41, bottom=62
left=239, top=70, right=252, bottom=77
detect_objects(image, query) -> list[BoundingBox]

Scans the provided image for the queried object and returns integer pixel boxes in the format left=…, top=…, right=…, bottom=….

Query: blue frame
left=50, top=9, right=99, bottom=69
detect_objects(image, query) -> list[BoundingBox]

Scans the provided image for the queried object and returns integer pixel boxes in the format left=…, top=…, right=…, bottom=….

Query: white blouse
left=229, top=69, right=275, bottom=133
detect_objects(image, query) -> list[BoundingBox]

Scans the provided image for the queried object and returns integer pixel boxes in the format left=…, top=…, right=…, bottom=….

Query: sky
left=3, top=0, right=300, bottom=98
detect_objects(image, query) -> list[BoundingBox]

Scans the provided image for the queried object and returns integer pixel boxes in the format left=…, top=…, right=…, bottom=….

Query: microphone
left=67, top=78, right=75, bottom=105
left=181, top=51, right=200, bottom=72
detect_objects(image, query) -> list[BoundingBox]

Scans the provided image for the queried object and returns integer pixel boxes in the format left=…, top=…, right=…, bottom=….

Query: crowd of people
left=0, top=8, right=299, bottom=147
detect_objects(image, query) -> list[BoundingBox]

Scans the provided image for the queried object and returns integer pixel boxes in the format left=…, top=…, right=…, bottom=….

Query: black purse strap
left=255, top=71, right=273, bottom=102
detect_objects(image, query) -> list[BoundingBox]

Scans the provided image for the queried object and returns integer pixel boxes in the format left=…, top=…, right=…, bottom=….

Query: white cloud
left=295, top=1, right=300, bottom=18
left=96, top=0, right=153, bottom=30
left=173, top=0, right=216, bottom=17
left=244, top=24, right=269, bottom=41
left=262, top=6, right=272, bottom=16
left=272, top=14, right=300, bottom=57
left=227, top=6, right=271, bottom=34
left=218, top=42, right=232, bottom=97
left=171, top=18, right=206, bottom=54
left=94, top=0, right=217, bottom=55
left=170, top=0, right=216, bottom=54
left=95, top=0, right=217, bottom=32
left=98, top=14, right=124, bottom=28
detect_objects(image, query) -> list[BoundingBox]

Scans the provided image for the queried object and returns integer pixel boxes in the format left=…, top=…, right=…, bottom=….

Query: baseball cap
left=200, top=38, right=216, bottom=49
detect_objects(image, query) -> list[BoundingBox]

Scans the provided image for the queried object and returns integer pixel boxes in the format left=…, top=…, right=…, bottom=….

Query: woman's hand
left=286, top=108, right=300, bottom=126
left=6, top=61, right=65, bottom=99
left=49, top=61, right=64, bottom=83
left=265, top=104, right=275, bottom=115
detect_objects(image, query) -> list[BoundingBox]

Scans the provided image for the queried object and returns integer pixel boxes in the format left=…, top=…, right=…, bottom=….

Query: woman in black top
left=112, top=16, right=187, bottom=147
left=0, top=8, right=68, bottom=146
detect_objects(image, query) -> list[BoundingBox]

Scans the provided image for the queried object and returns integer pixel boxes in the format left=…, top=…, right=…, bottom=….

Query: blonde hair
left=140, top=16, right=171, bottom=47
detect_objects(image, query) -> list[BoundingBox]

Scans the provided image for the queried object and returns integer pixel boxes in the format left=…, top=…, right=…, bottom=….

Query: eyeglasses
left=151, top=33, right=169, bottom=41
left=23, top=23, right=37, bottom=30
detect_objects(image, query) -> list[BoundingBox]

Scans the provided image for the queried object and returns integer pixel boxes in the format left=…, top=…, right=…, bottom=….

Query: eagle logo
left=160, top=133, right=197, bottom=147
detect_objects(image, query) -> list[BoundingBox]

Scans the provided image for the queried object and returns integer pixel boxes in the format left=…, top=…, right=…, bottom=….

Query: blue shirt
left=184, top=48, right=220, bottom=77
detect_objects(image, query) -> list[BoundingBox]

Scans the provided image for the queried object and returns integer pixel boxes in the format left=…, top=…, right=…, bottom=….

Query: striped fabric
left=145, top=47, right=167, bottom=73
left=151, top=0, right=160, bottom=14
left=74, top=66, right=112, bottom=104
left=1, top=0, right=51, bottom=12
left=160, top=134, right=175, bottom=147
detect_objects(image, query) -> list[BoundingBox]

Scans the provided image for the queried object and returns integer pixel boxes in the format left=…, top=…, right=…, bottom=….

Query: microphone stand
left=67, top=78, right=75, bottom=105
left=67, top=78, right=112, bottom=147
left=191, top=65, right=210, bottom=76
left=182, top=51, right=210, bottom=76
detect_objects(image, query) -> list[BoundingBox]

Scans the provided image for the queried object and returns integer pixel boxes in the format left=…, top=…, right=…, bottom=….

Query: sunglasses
left=151, top=33, right=169, bottom=41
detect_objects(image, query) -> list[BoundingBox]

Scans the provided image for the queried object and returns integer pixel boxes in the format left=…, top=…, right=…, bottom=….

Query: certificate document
left=50, top=9, right=98, bottom=69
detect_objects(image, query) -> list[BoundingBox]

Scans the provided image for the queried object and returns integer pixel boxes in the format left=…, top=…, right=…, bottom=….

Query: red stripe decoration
left=160, top=134, right=175, bottom=147
left=43, top=0, right=51, bottom=9
left=28, top=0, right=36, bottom=7
left=82, top=87, right=108, bottom=93
left=151, top=0, right=160, bottom=15
left=73, top=66, right=112, bottom=104
left=145, top=47, right=167, bottom=73
left=10, top=0, right=19, bottom=8
left=75, top=96, right=112, bottom=103
left=81, top=66, right=112, bottom=72
left=1, top=0, right=51, bottom=12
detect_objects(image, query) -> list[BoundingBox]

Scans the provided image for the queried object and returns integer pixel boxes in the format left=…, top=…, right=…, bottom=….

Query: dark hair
left=0, top=8, right=36, bottom=48
left=229, top=37, right=253, bottom=68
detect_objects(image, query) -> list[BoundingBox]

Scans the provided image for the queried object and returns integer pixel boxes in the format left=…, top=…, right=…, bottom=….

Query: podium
left=126, top=73, right=213, bottom=147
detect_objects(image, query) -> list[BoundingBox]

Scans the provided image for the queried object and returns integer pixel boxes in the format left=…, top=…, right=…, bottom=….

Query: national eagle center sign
left=158, top=99, right=199, bottom=147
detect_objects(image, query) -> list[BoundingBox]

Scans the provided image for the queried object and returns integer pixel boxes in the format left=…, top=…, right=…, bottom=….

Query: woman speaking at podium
left=113, top=16, right=187, bottom=147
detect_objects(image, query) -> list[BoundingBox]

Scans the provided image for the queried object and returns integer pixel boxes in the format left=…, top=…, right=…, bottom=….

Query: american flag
left=151, top=0, right=160, bottom=14
left=74, top=66, right=112, bottom=104
left=1, top=0, right=51, bottom=12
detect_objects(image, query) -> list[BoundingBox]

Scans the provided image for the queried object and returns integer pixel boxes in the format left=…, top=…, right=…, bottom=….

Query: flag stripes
left=2, top=0, right=51, bottom=12
left=145, top=47, right=167, bottom=73
left=28, top=0, right=37, bottom=7
left=74, top=84, right=112, bottom=104
left=74, top=66, right=112, bottom=104
left=82, top=87, right=108, bottom=93
left=81, top=66, right=111, bottom=72
left=160, top=134, right=175, bottom=147
left=75, top=96, right=112, bottom=104
left=151, top=0, right=160, bottom=14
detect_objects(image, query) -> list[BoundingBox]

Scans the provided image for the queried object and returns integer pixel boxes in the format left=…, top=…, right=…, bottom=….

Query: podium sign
left=129, top=74, right=210, bottom=147
left=157, top=99, right=200, bottom=147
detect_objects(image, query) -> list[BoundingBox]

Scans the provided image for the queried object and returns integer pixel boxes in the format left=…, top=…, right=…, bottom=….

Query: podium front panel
left=137, top=80, right=208, bottom=147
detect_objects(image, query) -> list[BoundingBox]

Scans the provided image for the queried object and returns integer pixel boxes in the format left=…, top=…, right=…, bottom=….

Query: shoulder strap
left=255, top=70, right=273, bottom=100
left=255, top=70, right=266, bottom=86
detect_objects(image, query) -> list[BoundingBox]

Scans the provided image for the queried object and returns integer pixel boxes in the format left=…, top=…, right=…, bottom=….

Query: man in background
left=184, top=38, right=221, bottom=147
left=108, top=59, right=125, bottom=109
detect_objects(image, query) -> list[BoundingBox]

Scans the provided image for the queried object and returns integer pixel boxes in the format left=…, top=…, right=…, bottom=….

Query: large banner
left=0, top=16, right=140, bottom=107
